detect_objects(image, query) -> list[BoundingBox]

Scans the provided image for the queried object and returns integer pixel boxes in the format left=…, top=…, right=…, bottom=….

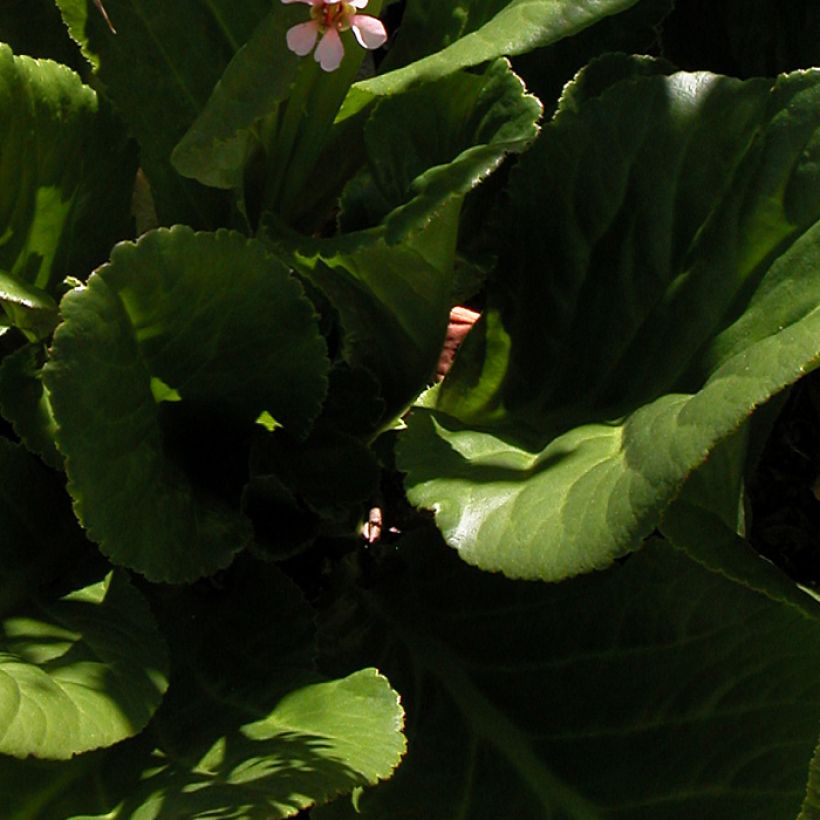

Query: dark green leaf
left=399, top=67, right=820, bottom=581
left=340, top=0, right=642, bottom=118
left=0, top=343, right=61, bottom=468
left=0, top=438, right=94, bottom=615
left=54, top=0, right=270, bottom=226
left=340, top=59, right=541, bottom=240
left=43, top=227, right=329, bottom=582
left=0, top=561, right=404, bottom=816
left=171, top=6, right=303, bottom=190
left=316, top=530, right=820, bottom=819
left=266, top=223, right=455, bottom=422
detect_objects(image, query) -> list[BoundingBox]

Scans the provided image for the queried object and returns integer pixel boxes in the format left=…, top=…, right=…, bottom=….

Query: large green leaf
left=339, top=58, right=541, bottom=240
left=316, top=529, right=820, bottom=819
left=0, top=44, right=134, bottom=330
left=0, top=560, right=404, bottom=817
left=339, top=0, right=641, bottom=118
left=0, top=570, right=168, bottom=760
left=94, top=668, right=404, bottom=820
left=96, top=562, right=405, bottom=818
left=398, top=67, right=820, bottom=581
left=43, top=227, right=329, bottom=582
left=54, top=0, right=269, bottom=226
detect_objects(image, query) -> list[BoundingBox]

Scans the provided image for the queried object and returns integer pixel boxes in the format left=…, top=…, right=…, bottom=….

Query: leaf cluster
left=0, top=0, right=818, bottom=817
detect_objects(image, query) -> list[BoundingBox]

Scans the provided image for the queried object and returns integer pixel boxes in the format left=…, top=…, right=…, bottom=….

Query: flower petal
left=286, top=21, right=319, bottom=56
left=280, top=0, right=315, bottom=4
left=350, top=0, right=370, bottom=7
left=351, top=15, right=387, bottom=50
left=315, top=27, right=345, bottom=71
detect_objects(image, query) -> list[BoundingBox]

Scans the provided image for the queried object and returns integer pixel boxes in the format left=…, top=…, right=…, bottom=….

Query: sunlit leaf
left=0, top=43, right=134, bottom=321
left=399, top=67, right=820, bottom=581
left=0, top=571, right=168, bottom=759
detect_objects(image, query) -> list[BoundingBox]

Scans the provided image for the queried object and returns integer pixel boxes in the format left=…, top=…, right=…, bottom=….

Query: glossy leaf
left=340, top=0, right=641, bottom=118
left=0, top=570, right=168, bottom=759
left=99, top=669, right=405, bottom=820
left=399, top=67, right=820, bottom=581
left=316, top=529, right=820, bottom=819
left=0, top=44, right=134, bottom=316
left=43, top=227, right=329, bottom=582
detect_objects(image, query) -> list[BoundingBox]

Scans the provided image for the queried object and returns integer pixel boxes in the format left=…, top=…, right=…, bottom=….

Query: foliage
left=0, top=0, right=818, bottom=816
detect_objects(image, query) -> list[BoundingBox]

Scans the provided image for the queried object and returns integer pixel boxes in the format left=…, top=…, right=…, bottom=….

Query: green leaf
left=339, top=59, right=541, bottom=240
left=0, top=343, right=61, bottom=468
left=511, top=0, right=674, bottom=112
left=659, top=424, right=820, bottom=621
left=340, top=0, right=642, bottom=119
left=0, top=570, right=169, bottom=760
left=663, top=497, right=820, bottom=623
left=0, top=44, right=135, bottom=308
left=43, top=227, right=329, bottom=582
left=266, top=223, right=455, bottom=422
left=0, top=561, right=404, bottom=817
left=106, top=670, right=405, bottom=820
left=398, top=67, right=820, bottom=581
left=316, top=529, right=820, bottom=819
left=118, top=559, right=406, bottom=818
left=54, top=0, right=270, bottom=226
left=0, top=271, right=58, bottom=337
left=171, top=6, right=303, bottom=190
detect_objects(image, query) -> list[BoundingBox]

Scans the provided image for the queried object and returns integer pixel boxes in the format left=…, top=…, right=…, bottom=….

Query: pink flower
left=282, top=0, right=387, bottom=72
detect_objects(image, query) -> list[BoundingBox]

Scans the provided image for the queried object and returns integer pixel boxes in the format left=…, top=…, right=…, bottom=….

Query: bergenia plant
left=0, top=1, right=819, bottom=818
left=283, top=0, right=387, bottom=72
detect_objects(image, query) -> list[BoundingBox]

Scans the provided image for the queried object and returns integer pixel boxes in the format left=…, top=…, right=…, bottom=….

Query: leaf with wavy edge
left=340, top=58, right=541, bottom=241
left=0, top=571, right=168, bottom=759
left=0, top=560, right=404, bottom=817
left=43, top=227, right=329, bottom=582
left=339, top=0, right=641, bottom=119
left=398, top=68, right=820, bottom=581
